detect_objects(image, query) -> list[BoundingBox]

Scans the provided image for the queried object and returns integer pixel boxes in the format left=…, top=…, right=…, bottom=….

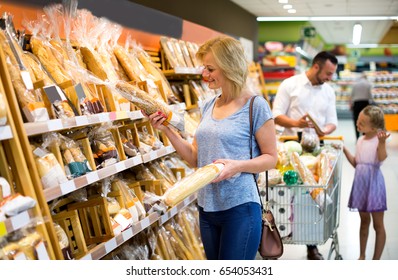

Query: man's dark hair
left=312, top=51, right=338, bottom=67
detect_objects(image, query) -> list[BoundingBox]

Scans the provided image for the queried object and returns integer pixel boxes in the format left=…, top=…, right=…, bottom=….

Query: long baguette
left=163, top=163, right=224, bottom=207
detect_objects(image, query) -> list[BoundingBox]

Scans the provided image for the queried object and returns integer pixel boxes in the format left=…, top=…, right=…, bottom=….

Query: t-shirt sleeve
left=253, top=96, right=273, bottom=134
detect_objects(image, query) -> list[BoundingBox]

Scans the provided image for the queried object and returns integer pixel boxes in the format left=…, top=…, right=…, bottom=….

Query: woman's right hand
left=142, top=110, right=168, bottom=131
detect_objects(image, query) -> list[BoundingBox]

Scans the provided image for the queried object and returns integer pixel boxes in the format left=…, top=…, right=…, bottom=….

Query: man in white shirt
left=272, top=51, right=338, bottom=138
left=272, top=51, right=338, bottom=260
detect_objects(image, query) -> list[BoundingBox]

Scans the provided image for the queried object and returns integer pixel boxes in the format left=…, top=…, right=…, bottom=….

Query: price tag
left=43, top=85, right=67, bottom=103
left=98, top=112, right=109, bottom=123
left=86, top=172, right=100, bottom=184
left=115, top=162, right=125, bottom=173
left=105, top=238, right=117, bottom=254
left=0, top=222, right=7, bottom=238
left=74, top=83, right=86, bottom=100
left=140, top=217, right=150, bottom=229
left=75, top=116, right=89, bottom=126
left=47, top=119, right=63, bottom=132
left=60, top=180, right=76, bottom=195
left=10, top=211, right=30, bottom=231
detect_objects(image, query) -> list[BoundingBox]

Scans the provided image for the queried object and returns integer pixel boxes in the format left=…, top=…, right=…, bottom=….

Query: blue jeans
left=198, top=202, right=262, bottom=260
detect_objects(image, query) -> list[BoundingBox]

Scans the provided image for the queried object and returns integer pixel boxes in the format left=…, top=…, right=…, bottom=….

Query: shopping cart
left=264, top=136, right=344, bottom=260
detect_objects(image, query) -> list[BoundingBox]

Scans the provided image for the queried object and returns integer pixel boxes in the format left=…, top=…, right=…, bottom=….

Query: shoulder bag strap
left=249, top=96, right=269, bottom=212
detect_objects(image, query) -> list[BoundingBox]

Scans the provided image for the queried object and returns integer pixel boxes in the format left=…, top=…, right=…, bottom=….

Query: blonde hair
left=196, top=36, right=248, bottom=98
left=362, top=105, right=385, bottom=130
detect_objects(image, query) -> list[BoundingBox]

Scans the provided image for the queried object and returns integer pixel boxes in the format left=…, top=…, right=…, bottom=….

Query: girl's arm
left=377, top=130, right=390, bottom=162
left=343, top=145, right=356, bottom=167
left=146, top=111, right=198, bottom=168
left=212, top=119, right=278, bottom=183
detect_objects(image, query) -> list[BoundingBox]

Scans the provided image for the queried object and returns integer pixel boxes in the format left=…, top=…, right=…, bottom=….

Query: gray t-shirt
left=195, top=94, right=273, bottom=212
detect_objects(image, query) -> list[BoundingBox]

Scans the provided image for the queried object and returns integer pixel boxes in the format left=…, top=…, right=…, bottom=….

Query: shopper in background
left=272, top=51, right=338, bottom=260
left=350, top=73, right=373, bottom=139
left=145, top=36, right=278, bottom=260
left=342, top=105, right=389, bottom=260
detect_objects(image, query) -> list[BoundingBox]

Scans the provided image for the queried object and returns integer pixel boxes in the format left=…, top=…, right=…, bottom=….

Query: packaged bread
left=30, top=36, right=71, bottom=85
left=32, top=146, right=68, bottom=189
left=115, top=81, right=184, bottom=131
left=318, top=150, right=332, bottom=186
left=162, top=163, right=224, bottom=207
left=0, top=30, right=49, bottom=122
left=1, top=242, right=26, bottom=260
left=18, top=231, right=43, bottom=260
left=113, top=45, right=141, bottom=82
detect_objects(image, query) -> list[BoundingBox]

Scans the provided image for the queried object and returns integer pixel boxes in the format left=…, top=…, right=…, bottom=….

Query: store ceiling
left=230, top=0, right=398, bottom=45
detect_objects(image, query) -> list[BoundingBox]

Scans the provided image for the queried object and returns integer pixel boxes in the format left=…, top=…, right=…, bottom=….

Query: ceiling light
left=287, top=9, right=296, bottom=14
left=352, top=23, right=362, bottom=45
left=257, top=16, right=398, bottom=21
left=278, top=0, right=289, bottom=3
left=283, top=4, right=293, bottom=9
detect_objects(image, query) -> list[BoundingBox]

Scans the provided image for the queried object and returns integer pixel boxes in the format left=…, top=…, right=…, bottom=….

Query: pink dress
left=348, top=135, right=387, bottom=212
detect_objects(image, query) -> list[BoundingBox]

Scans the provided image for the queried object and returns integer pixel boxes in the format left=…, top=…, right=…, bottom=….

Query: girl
left=343, top=105, right=390, bottom=260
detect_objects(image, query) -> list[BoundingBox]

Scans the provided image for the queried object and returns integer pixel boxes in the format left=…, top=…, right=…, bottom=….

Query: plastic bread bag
left=300, top=128, right=320, bottom=154
left=111, top=178, right=144, bottom=222
left=131, top=164, right=157, bottom=181
left=0, top=20, right=49, bottom=122
left=53, top=222, right=73, bottom=260
left=0, top=193, right=36, bottom=217
left=174, top=214, right=203, bottom=260
left=142, top=192, right=167, bottom=215
left=120, top=133, right=139, bottom=158
left=137, top=128, right=163, bottom=151
left=114, top=80, right=185, bottom=131
left=175, top=211, right=205, bottom=259
left=164, top=221, right=194, bottom=260
left=290, top=152, right=332, bottom=211
left=89, top=123, right=120, bottom=169
left=57, top=133, right=92, bottom=178
left=162, top=163, right=224, bottom=207
left=31, top=143, right=68, bottom=189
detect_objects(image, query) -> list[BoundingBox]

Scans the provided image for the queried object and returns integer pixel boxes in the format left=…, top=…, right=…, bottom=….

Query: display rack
left=0, top=47, right=56, bottom=259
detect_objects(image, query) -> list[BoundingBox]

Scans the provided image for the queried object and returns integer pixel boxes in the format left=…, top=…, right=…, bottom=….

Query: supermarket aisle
left=278, top=118, right=398, bottom=260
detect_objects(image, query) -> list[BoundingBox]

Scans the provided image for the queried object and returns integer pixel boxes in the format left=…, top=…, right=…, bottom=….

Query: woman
left=147, top=36, right=277, bottom=260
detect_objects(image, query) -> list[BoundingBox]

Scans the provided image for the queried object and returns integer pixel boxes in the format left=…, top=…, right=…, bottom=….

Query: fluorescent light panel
left=257, top=16, right=398, bottom=21
left=352, top=23, right=362, bottom=45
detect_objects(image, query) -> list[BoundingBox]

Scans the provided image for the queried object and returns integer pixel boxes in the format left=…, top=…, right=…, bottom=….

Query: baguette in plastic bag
left=162, top=163, right=224, bottom=207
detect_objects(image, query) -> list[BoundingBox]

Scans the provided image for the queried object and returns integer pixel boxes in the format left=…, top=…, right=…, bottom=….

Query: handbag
left=249, top=96, right=284, bottom=259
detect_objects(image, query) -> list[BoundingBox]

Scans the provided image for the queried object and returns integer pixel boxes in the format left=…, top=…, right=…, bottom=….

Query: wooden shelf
left=80, top=194, right=197, bottom=260
left=43, top=144, right=176, bottom=202
left=0, top=209, right=36, bottom=238
left=44, top=155, right=143, bottom=202
left=24, top=111, right=144, bottom=136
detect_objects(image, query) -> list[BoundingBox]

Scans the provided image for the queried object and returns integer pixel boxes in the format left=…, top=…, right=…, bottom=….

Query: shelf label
left=60, top=180, right=76, bottom=195
left=86, top=172, right=100, bottom=184
left=105, top=238, right=117, bottom=253
left=47, top=119, right=63, bottom=132
left=10, top=211, right=30, bottom=231
left=0, top=222, right=7, bottom=237
left=75, top=116, right=89, bottom=127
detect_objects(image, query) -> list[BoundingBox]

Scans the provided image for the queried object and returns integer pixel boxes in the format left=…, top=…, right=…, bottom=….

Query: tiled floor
left=276, top=118, right=398, bottom=260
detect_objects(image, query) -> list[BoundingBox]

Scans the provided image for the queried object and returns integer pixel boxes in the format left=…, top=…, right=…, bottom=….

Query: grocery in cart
left=258, top=135, right=344, bottom=260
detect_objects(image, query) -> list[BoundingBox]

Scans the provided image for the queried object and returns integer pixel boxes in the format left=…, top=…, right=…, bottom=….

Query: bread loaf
left=163, top=163, right=223, bottom=207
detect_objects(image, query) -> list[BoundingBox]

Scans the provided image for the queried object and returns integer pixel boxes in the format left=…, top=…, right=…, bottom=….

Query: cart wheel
left=334, top=254, right=343, bottom=260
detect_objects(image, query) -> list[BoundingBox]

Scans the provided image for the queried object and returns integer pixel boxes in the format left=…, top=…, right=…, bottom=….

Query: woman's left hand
left=211, top=159, right=241, bottom=183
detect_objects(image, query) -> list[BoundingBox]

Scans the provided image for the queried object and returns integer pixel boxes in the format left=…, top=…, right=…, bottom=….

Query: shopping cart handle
left=278, top=135, right=344, bottom=141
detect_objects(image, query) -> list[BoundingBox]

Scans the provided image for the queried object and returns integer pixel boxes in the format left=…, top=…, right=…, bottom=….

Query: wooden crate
left=52, top=209, right=88, bottom=259
left=67, top=196, right=114, bottom=245
left=139, top=179, right=163, bottom=196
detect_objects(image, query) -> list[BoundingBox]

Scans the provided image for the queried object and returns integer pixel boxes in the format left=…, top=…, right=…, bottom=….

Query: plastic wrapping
left=300, top=128, right=320, bottom=153
left=89, top=124, right=119, bottom=169
left=162, top=163, right=224, bottom=207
